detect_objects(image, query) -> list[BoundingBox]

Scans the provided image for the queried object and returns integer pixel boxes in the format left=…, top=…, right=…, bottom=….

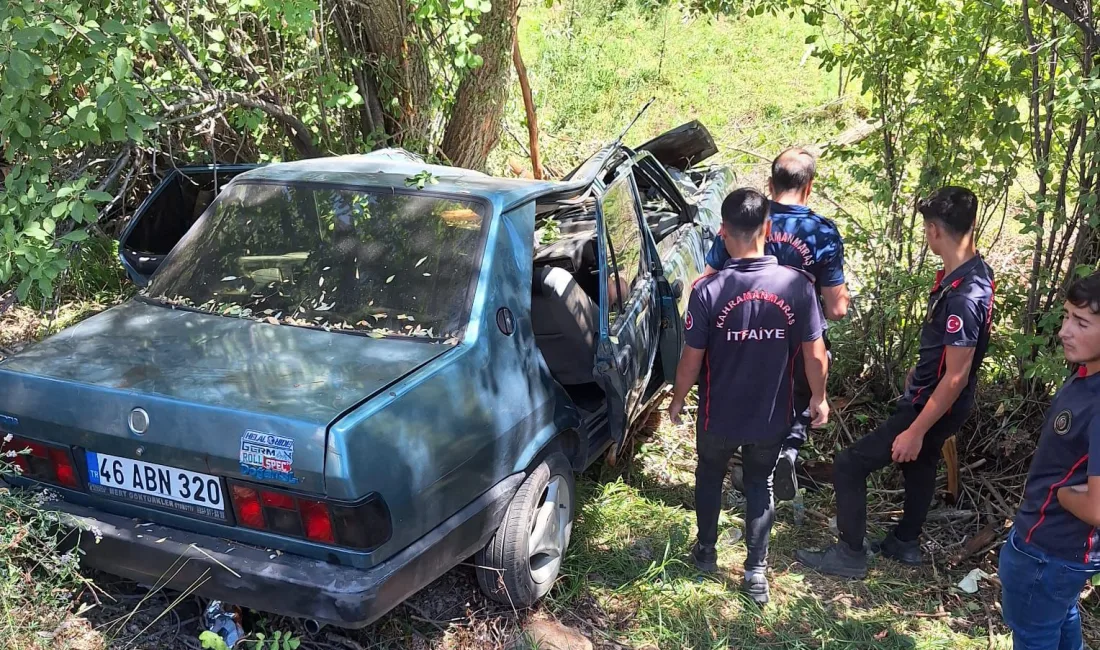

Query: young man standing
left=796, top=186, right=995, bottom=577
left=1001, top=272, right=1100, bottom=650
left=702, top=148, right=849, bottom=501
left=668, top=187, right=830, bottom=605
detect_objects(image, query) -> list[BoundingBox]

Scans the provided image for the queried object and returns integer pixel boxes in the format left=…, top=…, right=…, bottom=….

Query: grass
left=494, top=0, right=861, bottom=178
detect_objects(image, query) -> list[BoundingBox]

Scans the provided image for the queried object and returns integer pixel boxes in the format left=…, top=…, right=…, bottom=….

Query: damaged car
left=0, top=122, right=731, bottom=630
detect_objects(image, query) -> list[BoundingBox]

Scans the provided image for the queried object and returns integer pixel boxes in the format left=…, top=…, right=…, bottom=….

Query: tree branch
left=1040, top=0, right=1098, bottom=46
left=165, top=89, right=321, bottom=158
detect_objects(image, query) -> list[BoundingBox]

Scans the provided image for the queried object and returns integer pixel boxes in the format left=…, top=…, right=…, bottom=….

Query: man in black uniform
left=668, top=188, right=830, bottom=605
left=796, top=186, right=995, bottom=577
left=1001, top=272, right=1100, bottom=650
left=701, top=149, right=849, bottom=501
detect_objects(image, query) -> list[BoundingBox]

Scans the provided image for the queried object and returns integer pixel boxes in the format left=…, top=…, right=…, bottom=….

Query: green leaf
left=106, top=100, right=124, bottom=123
left=85, top=190, right=113, bottom=202
left=61, top=230, right=89, bottom=243
left=103, top=19, right=127, bottom=35
left=51, top=202, right=69, bottom=219
left=8, top=51, right=34, bottom=79
left=209, top=28, right=226, bottom=42
left=208, top=60, right=223, bottom=74
left=16, top=276, right=33, bottom=301
left=145, top=21, right=171, bottom=35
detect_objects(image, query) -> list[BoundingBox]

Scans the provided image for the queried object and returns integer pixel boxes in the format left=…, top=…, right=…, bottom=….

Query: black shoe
left=871, top=531, right=922, bottom=566
left=742, top=572, right=769, bottom=606
left=691, top=542, right=718, bottom=573
left=795, top=542, right=868, bottom=579
left=773, top=447, right=798, bottom=502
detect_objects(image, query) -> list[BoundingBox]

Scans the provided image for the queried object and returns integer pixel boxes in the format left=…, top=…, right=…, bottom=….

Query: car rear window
left=144, top=182, right=486, bottom=343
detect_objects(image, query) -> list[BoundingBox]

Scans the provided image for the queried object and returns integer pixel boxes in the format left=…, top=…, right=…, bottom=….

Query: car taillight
left=1, top=435, right=79, bottom=489
left=228, top=481, right=390, bottom=550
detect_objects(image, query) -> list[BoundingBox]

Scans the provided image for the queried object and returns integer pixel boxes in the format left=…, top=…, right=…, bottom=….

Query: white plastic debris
left=957, top=568, right=992, bottom=594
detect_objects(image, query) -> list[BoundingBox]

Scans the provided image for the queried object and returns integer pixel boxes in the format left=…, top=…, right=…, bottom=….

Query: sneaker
left=691, top=542, right=718, bottom=573
left=742, top=572, right=769, bottom=606
left=773, top=447, right=799, bottom=502
left=795, top=542, right=868, bottom=579
left=870, top=531, right=922, bottom=566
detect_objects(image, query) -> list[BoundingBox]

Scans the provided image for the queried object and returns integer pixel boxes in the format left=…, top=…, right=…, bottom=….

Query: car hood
left=0, top=300, right=447, bottom=425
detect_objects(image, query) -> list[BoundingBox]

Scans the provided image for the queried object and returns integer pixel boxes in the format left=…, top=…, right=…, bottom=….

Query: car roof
left=234, top=149, right=564, bottom=213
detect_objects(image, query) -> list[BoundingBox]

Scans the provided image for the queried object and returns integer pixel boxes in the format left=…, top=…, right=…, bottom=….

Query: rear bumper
left=53, top=473, right=523, bottom=629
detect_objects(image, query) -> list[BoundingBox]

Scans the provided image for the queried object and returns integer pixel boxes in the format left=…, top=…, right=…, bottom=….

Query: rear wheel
left=476, top=453, right=574, bottom=607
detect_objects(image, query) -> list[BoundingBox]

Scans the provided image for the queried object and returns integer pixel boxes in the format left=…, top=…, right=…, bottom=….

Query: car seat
left=531, top=266, right=599, bottom=385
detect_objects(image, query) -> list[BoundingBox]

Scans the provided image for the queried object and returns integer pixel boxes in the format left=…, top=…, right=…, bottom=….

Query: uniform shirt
left=685, top=256, right=825, bottom=443
left=1014, top=368, right=1100, bottom=565
left=704, top=202, right=846, bottom=289
left=905, top=255, right=995, bottom=411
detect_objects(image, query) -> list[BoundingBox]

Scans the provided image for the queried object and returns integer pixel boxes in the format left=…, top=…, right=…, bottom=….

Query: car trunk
left=0, top=301, right=448, bottom=507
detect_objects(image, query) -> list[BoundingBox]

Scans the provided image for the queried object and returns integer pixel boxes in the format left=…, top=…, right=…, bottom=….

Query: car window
left=144, top=182, right=486, bottom=343
left=601, top=173, right=646, bottom=323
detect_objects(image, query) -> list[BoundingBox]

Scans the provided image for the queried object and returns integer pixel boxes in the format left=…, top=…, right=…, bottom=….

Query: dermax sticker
left=239, top=430, right=299, bottom=485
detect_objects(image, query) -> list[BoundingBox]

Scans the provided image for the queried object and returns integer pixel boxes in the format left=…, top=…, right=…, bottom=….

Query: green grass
left=495, top=0, right=860, bottom=177
left=550, top=412, right=1014, bottom=649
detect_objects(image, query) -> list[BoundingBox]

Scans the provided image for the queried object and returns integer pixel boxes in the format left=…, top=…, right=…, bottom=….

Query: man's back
left=705, top=202, right=846, bottom=291
left=686, top=256, right=824, bottom=443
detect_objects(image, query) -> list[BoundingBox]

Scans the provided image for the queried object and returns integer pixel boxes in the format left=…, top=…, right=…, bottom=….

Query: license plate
left=85, top=452, right=226, bottom=520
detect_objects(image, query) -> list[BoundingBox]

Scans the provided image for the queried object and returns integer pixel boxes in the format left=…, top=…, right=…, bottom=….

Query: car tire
left=476, top=452, right=575, bottom=607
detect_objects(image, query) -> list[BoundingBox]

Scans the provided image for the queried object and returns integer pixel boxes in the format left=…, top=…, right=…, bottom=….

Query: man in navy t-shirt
left=668, top=187, right=829, bottom=605
left=1000, top=272, right=1100, bottom=649
left=797, top=186, right=995, bottom=578
left=701, top=148, right=849, bottom=501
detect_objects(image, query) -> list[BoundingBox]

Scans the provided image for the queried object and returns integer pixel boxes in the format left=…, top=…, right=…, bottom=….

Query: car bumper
left=52, top=473, right=523, bottom=629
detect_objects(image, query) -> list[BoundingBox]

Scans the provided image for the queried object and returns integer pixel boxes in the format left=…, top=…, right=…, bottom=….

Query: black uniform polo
left=905, top=254, right=996, bottom=411
left=685, top=256, right=824, bottom=444
left=1015, top=369, right=1100, bottom=564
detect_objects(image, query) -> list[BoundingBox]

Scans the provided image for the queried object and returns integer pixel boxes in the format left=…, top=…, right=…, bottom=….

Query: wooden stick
left=512, top=21, right=543, bottom=180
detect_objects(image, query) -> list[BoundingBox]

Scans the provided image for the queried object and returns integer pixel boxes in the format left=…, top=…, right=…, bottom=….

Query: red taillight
left=228, top=483, right=347, bottom=546
left=260, top=491, right=296, bottom=510
left=231, top=485, right=265, bottom=529
left=48, top=448, right=79, bottom=488
left=2, top=435, right=78, bottom=489
left=299, top=499, right=335, bottom=544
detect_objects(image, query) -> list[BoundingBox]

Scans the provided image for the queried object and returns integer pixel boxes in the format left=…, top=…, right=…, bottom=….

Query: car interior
left=121, top=167, right=247, bottom=280
left=529, top=160, right=693, bottom=417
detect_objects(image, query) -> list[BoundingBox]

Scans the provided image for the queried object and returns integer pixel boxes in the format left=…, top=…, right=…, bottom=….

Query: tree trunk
left=439, top=0, right=521, bottom=171
left=356, top=0, right=434, bottom=148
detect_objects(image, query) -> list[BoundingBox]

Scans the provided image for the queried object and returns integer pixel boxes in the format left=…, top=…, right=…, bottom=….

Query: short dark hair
left=1067, top=272, right=1100, bottom=315
left=770, top=148, right=816, bottom=194
left=721, top=188, right=770, bottom=239
left=918, top=186, right=978, bottom=237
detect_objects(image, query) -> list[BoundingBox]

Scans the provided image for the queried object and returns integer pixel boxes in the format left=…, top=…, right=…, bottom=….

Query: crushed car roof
left=235, top=149, right=564, bottom=213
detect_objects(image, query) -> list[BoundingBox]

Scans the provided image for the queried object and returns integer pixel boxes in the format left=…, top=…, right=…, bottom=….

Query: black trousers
left=696, top=422, right=782, bottom=573
left=833, top=400, right=969, bottom=549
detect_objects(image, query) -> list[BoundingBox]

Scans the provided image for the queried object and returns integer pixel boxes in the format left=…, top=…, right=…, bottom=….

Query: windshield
left=145, top=182, right=487, bottom=343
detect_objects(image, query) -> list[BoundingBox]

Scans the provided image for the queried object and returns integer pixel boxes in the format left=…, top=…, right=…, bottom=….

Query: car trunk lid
left=0, top=300, right=448, bottom=499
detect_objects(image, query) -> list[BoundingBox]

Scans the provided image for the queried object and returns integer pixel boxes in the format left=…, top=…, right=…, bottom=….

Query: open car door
left=593, top=171, right=662, bottom=451
left=119, top=164, right=256, bottom=285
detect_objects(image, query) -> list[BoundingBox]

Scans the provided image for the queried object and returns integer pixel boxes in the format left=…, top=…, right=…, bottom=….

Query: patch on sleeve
left=1054, top=410, right=1073, bottom=435
left=239, top=430, right=298, bottom=484
left=946, top=314, right=963, bottom=334
left=685, top=311, right=694, bottom=330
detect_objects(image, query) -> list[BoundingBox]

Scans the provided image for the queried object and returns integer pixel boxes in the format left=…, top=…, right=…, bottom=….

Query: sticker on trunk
left=239, top=430, right=298, bottom=484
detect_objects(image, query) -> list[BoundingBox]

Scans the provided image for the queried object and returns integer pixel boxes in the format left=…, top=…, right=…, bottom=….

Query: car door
left=119, top=164, right=257, bottom=285
left=594, top=168, right=661, bottom=449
